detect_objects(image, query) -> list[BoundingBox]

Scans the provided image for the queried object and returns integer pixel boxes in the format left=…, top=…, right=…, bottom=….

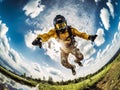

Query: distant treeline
left=0, top=49, right=119, bottom=86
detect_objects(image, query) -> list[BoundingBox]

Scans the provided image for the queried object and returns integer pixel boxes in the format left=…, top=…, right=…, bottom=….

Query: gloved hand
left=32, top=38, right=42, bottom=48
left=88, top=35, right=97, bottom=42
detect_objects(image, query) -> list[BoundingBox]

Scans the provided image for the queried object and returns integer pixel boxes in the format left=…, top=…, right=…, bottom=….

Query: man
left=32, top=15, right=97, bottom=75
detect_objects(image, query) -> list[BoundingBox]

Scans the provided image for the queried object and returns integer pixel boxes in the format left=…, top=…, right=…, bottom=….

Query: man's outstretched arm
left=71, top=27, right=97, bottom=42
left=32, top=29, right=57, bottom=48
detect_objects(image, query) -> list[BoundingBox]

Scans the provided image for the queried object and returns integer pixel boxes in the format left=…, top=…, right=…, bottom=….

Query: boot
left=78, top=62, right=83, bottom=66
left=71, top=65, right=76, bottom=75
left=74, top=60, right=83, bottom=66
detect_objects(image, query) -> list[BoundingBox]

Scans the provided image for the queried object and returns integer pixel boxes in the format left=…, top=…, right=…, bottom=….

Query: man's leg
left=71, top=46, right=84, bottom=66
left=61, top=50, right=76, bottom=75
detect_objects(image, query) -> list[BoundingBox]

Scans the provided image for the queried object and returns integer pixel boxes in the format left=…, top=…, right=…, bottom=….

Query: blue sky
left=0, top=0, right=120, bottom=81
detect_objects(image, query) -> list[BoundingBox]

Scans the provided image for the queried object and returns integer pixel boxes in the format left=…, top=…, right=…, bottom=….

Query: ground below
left=91, top=54, right=120, bottom=90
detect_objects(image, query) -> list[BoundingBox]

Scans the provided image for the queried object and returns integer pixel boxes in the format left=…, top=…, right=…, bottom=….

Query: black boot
left=74, top=60, right=83, bottom=66
left=78, top=62, right=83, bottom=66
left=71, top=65, right=76, bottom=75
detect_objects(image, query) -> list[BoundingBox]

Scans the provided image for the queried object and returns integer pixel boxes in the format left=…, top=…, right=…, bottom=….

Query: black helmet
left=53, top=15, right=67, bottom=31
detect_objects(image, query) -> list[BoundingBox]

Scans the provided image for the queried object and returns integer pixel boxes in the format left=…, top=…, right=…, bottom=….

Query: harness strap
left=67, top=26, right=75, bottom=46
left=66, top=26, right=73, bottom=40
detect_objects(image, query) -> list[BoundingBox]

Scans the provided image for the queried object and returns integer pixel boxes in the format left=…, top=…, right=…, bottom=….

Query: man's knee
left=61, top=58, right=73, bottom=69
left=78, top=54, right=84, bottom=60
left=61, top=59, right=68, bottom=67
left=75, top=54, right=84, bottom=63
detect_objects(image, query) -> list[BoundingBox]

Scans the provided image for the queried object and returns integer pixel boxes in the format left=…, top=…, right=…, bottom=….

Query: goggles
left=55, top=22, right=67, bottom=30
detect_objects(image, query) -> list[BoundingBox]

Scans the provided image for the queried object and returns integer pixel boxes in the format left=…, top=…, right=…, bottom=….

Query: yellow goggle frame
left=55, top=22, right=67, bottom=30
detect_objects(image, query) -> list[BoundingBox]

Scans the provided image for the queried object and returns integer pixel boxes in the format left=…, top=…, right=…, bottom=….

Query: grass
left=38, top=53, right=120, bottom=90
left=0, top=53, right=120, bottom=90
left=96, top=53, right=120, bottom=90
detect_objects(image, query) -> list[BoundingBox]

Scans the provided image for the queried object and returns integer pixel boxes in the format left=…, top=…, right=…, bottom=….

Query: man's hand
left=32, top=38, right=42, bottom=48
left=88, top=35, right=97, bottom=42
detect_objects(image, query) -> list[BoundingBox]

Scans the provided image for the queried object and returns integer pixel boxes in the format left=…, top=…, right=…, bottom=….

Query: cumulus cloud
left=46, top=67, right=62, bottom=77
left=0, top=20, right=65, bottom=81
left=100, top=8, right=110, bottom=30
left=83, top=57, right=95, bottom=66
left=107, top=1, right=114, bottom=18
left=0, top=20, right=63, bottom=81
left=82, top=43, right=96, bottom=59
left=91, top=21, right=120, bottom=74
left=94, top=22, right=120, bottom=71
left=77, top=21, right=120, bottom=80
left=32, top=63, right=42, bottom=72
left=118, top=22, right=120, bottom=31
left=81, top=25, right=120, bottom=77
left=23, top=0, right=45, bottom=18
left=112, top=22, right=120, bottom=45
left=24, top=30, right=37, bottom=50
left=0, top=20, right=26, bottom=73
left=76, top=39, right=96, bottom=59
left=94, top=28, right=105, bottom=46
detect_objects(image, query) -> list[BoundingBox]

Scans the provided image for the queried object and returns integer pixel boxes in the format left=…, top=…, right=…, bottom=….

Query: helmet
left=53, top=15, right=67, bottom=31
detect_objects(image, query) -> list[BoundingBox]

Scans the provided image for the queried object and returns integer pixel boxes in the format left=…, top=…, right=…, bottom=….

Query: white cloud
left=83, top=57, right=95, bottom=66
left=44, top=38, right=63, bottom=60
left=0, top=21, right=9, bottom=50
left=0, top=20, right=61, bottom=81
left=107, top=1, right=114, bottom=18
left=95, top=28, right=105, bottom=46
left=118, top=22, right=120, bottom=31
left=0, top=20, right=65, bottom=81
left=83, top=42, right=96, bottom=59
left=23, top=0, right=45, bottom=18
left=26, top=0, right=96, bottom=34
left=72, top=22, right=120, bottom=79
left=94, top=0, right=101, bottom=4
left=24, top=30, right=37, bottom=50
left=94, top=22, right=120, bottom=72
left=77, top=39, right=96, bottom=59
left=31, top=63, right=42, bottom=72
left=100, top=8, right=110, bottom=30
left=46, top=67, right=62, bottom=77
left=112, top=22, right=120, bottom=45
left=0, top=20, right=26, bottom=73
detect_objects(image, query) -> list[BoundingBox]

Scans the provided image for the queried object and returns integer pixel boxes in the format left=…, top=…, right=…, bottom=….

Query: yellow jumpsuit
left=37, top=26, right=90, bottom=69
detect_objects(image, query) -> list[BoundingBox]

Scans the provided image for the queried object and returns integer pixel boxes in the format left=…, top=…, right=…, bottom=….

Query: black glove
left=32, top=38, right=42, bottom=48
left=88, top=35, right=97, bottom=42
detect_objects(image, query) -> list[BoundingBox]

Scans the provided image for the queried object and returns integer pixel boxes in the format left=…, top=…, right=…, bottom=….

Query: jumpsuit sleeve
left=36, top=29, right=57, bottom=42
left=71, top=27, right=90, bottom=40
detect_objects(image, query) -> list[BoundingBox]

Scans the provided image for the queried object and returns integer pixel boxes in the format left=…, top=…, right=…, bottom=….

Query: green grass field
left=38, top=53, right=120, bottom=90
left=0, top=53, right=120, bottom=90
left=38, top=63, right=112, bottom=90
